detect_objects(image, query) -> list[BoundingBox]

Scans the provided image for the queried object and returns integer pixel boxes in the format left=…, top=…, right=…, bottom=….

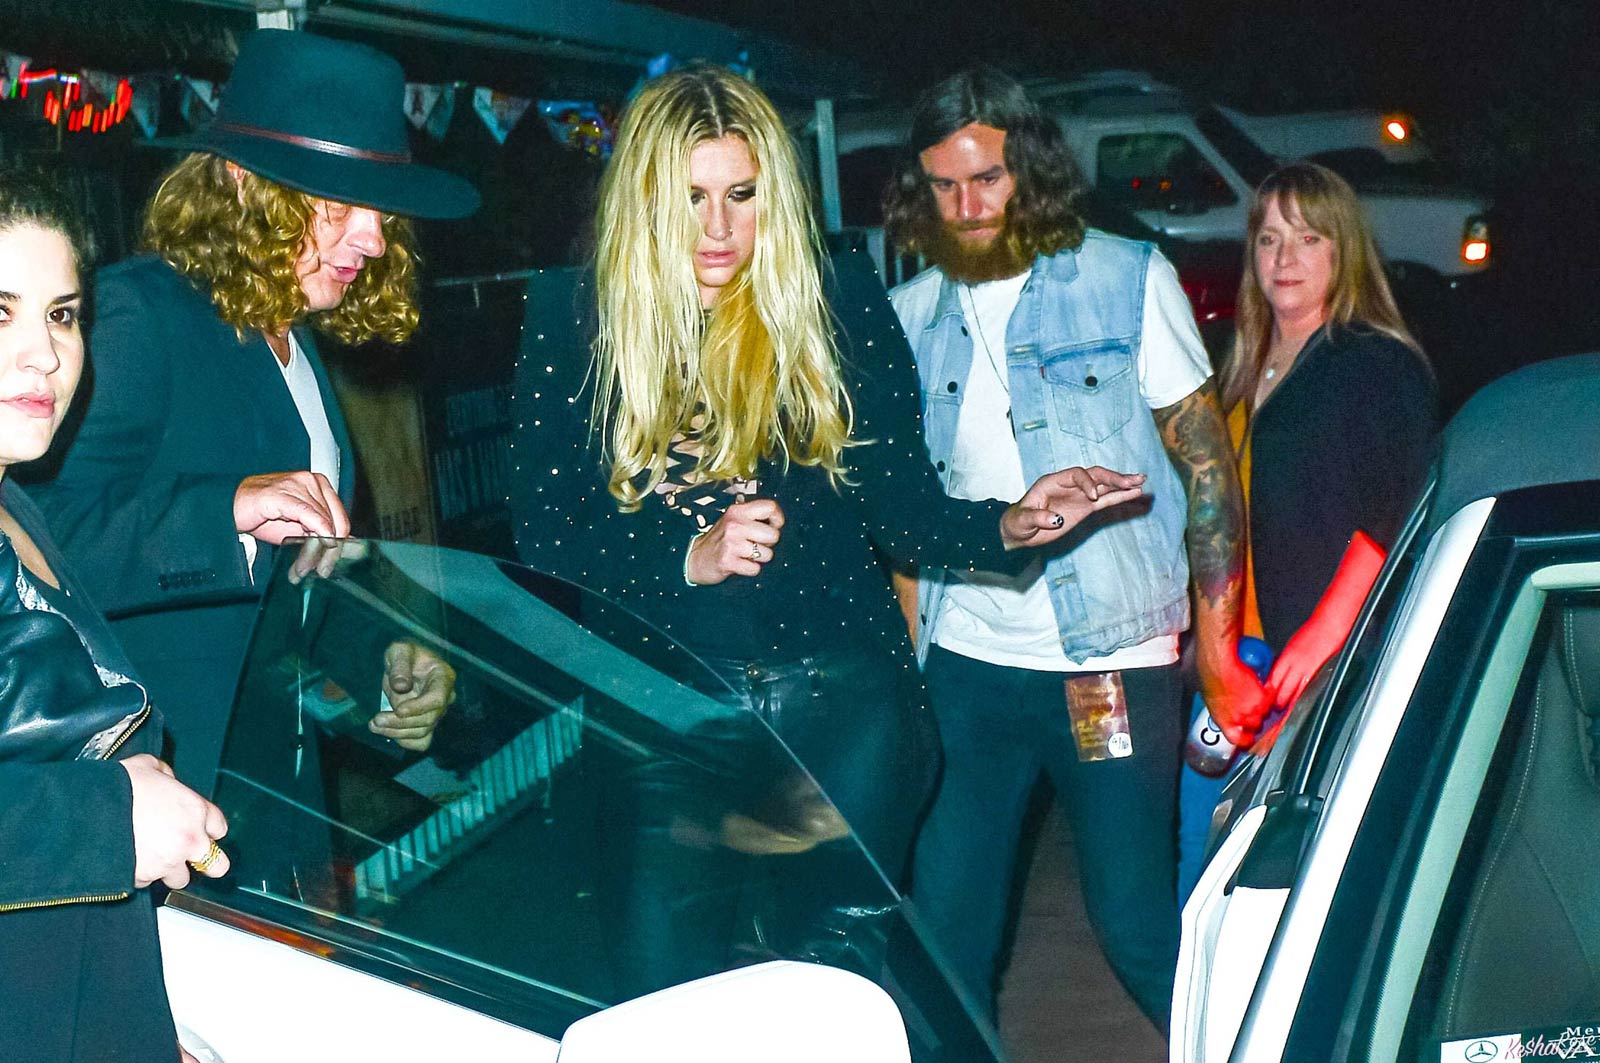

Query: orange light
left=1462, top=240, right=1489, bottom=263
left=1383, top=119, right=1409, bottom=142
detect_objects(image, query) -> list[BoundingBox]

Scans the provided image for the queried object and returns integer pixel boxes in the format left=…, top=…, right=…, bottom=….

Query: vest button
left=947, top=381, right=958, bottom=393
left=960, top=326, right=969, bottom=337
left=936, top=461, right=946, bottom=471
left=1085, top=374, right=1098, bottom=387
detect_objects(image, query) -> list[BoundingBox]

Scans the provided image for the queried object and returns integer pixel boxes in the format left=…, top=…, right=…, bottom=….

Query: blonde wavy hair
left=1222, top=162, right=1421, bottom=413
left=592, top=64, right=853, bottom=510
left=142, top=153, right=420, bottom=345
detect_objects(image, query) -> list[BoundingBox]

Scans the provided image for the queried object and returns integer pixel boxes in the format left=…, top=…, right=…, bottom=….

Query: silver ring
left=748, top=543, right=763, bottom=562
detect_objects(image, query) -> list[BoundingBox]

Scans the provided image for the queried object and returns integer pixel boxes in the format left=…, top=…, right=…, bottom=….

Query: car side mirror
left=555, top=961, right=911, bottom=1063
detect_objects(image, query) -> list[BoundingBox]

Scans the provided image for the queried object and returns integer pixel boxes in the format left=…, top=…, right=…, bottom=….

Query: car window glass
left=191, top=540, right=1000, bottom=1059
left=1095, top=132, right=1236, bottom=212
left=1298, top=500, right=1433, bottom=799
left=1192, top=106, right=1277, bottom=189
left=1390, top=584, right=1600, bottom=1060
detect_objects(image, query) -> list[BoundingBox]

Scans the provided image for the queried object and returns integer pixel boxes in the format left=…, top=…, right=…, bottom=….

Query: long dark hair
left=0, top=162, right=95, bottom=272
left=883, top=67, right=1085, bottom=259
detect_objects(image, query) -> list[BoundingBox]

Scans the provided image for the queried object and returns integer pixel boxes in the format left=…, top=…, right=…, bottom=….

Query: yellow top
left=1228, top=402, right=1265, bottom=640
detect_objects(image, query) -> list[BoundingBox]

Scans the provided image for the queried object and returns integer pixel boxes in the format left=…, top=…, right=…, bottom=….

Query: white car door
left=1171, top=496, right=1492, bottom=1063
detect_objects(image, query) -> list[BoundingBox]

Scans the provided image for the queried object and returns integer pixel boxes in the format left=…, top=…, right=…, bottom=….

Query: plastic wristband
left=684, top=530, right=709, bottom=586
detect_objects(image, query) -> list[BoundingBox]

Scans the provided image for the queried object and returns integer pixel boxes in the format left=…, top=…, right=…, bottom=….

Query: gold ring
left=189, top=839, right=224, bottom=874
left=748, top=543, right=762, bottom=562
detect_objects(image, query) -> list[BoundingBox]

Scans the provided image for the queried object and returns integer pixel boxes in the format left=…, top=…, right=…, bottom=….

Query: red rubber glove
left=1264, top=530, right=1386, bottom=710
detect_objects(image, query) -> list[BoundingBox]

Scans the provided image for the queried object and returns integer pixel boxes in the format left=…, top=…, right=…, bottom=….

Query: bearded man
left=884, top=67, right=1265, bottom=1034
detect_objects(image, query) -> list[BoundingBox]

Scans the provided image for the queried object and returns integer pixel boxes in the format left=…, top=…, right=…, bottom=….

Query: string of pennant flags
left=0, top=48, right=622, bottom=157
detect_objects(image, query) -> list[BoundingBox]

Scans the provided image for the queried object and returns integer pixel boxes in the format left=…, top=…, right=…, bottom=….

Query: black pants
left=598, top=646, right=938, bottom=999
left=910, top=646, right=1182, bottom=1033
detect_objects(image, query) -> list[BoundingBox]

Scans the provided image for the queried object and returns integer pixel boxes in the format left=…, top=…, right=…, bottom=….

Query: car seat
left=1434, top=598, right=1600, bottom=1036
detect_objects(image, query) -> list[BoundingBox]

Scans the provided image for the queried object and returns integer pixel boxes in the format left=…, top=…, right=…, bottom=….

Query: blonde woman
left=510, top=64, right=1142, bottom=886
left=1221, top=162, right=1437, bottom=704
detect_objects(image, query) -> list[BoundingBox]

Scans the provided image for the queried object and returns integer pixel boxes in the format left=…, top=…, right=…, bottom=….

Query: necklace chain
left=962, top=284, right=1010, bottom=391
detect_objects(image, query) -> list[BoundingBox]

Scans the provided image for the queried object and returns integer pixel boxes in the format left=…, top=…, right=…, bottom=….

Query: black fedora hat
left=158, top=29, right=479, bottom=220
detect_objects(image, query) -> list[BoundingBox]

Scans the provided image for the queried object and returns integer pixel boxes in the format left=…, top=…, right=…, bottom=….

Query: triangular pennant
left=405, top=83, right=442, bottom=130
left=83, top=69, right=119, bottom=104
left=128, top=74, right=161, bottom=138
left=425, top=86, right=456, bottom=141
left=2, top=52, right=28, bottom=97
left=472, top=86, right=529, bottom=145
left=180, top=77, right=220, bottom=128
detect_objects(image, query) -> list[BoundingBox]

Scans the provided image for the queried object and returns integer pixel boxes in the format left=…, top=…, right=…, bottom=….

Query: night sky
left=648, top=0, right=1600, bottom=189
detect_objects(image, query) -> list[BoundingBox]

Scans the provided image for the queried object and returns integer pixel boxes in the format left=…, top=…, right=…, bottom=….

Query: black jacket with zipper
left=0, top=481, right=179, bottom=1063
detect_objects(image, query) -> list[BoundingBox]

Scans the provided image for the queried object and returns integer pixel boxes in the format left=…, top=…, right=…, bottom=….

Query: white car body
left=1172, top=353, right=1600, bottom=1063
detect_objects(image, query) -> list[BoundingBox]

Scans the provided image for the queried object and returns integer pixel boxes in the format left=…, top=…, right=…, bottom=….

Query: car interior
left=1428, top=591, right=1600, bottom=1039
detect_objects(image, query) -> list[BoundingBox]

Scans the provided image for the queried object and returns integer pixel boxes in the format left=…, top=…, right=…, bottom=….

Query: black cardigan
left=1247, top=325, right=1439, bottom=648
left=509, top=250, right=1018, bottom=673
left=0, top=482, right=178, bottom=1063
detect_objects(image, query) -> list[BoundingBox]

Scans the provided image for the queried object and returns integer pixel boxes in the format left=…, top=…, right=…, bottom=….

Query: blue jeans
left=909, top=646, right=1182, bottom=1032
left=1177, top=702, right=1235, bottom=903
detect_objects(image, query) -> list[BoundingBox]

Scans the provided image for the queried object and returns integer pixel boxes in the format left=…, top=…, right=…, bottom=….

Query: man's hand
left=122, top=754, right=229, bottom=890
left=370, top=642, right=455, bottom=752
left=685, top=499, right=786, bottom=586
left=1197, top=645, right=1270, bottom=747
left=287, top=537, right=369, bottom=585
left=1001, top=466, right=1146, bottom=549
left=234, top=471, right=350, bottom=545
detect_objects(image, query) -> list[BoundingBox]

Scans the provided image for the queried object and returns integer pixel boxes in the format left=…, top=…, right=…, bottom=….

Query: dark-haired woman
left=0, top=165, right=230, bottom=1062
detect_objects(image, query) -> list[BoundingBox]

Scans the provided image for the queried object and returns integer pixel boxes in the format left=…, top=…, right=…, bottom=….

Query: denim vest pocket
left=1040, top=341, right=1138, bottom=443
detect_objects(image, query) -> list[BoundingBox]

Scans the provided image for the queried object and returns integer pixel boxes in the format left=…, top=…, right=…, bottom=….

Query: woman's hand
left=685, top=499, right=786, bottom=586
left=121, top=754, right=229, bottom=890
left=1001, top=466, right=1146, bottom=549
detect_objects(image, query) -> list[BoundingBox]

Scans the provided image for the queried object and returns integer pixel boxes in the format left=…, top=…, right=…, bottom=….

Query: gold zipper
left=0, top=891, right=131, bottom=913
left=98, top=701, right=153, bottom=762
left=0, top=701, right=154, bottom=913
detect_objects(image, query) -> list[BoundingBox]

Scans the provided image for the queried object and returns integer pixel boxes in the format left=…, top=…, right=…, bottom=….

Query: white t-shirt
left=932, top=252, right=1211, bottom=672
left=280, top=332, right=342, bottom=487
left=240, top=332, right=341, bottom=572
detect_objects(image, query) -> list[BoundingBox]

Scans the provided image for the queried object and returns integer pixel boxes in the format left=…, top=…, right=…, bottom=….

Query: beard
left=922, top=217, right=1034, bottom=284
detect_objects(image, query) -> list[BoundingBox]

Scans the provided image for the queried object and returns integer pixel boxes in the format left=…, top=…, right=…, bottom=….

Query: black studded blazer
left=509, top=250, right=1022, bottom=669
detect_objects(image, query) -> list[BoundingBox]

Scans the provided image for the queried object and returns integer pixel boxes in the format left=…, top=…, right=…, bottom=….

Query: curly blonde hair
left=142, top=153, right=420, bottom=345
left=593, top=64, right=853, bottom=510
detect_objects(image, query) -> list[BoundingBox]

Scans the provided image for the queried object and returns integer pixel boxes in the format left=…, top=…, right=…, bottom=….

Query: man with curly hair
left=883, top=68, right=1265, bottom=1033
left=27, top=30, right=479, bottom=791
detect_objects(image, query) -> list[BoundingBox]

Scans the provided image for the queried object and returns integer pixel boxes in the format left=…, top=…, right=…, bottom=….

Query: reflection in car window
left=195, top=540, right=999, bottom=1060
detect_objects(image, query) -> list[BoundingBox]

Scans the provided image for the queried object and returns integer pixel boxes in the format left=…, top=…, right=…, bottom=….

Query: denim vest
left=890, top=232, right=1191, bottom=665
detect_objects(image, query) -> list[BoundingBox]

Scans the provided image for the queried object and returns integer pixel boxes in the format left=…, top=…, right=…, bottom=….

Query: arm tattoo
left=1152, top=381, right=1246, bottom=613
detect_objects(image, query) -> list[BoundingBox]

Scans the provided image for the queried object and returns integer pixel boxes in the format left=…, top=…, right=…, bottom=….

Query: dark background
left=3, top=0, right=1597, bottom=395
